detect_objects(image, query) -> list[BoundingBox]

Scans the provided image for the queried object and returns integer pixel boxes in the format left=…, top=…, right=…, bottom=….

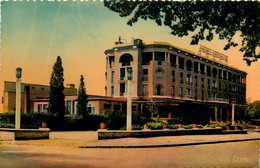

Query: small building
left=1, top=81, right=77, bottom=113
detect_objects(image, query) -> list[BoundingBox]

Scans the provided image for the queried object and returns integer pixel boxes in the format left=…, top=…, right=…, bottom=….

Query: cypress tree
left=77, top=75, right=88, bottom=118
left=49, top=56, right=65, bottom=117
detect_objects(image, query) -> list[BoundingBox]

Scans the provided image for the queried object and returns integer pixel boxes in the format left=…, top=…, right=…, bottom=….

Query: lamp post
left=127, top=68, right=133, bottom=131
left=15, top=67, right=22, bottom=129
left=231, top=102, right=235, bottom=125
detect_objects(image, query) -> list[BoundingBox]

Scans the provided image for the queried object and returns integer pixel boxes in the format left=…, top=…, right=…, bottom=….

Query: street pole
left=15, top=67, right=22, bottom=129
left=231, top=103, right=235, bottom=125
left=127, top=69, right=133, bottom=131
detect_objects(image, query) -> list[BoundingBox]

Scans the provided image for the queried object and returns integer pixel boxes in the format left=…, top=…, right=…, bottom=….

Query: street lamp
left=16, top=67, right=22, bottom=78
left=127, top=68, right=132, bottom=80
left=127, top=68, right=133, bottom=131
left=15, top=67, right=22, bottom=129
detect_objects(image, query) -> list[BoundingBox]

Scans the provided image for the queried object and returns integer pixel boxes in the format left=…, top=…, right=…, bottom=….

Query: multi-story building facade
left=105, top=39, right=247, bottom=122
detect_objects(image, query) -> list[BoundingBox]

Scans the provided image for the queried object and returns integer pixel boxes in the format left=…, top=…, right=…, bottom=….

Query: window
left=111, top=86, right=114, bottom=97
left=224, top=83, right=226, bottom=92
left=156, top=68, right=164, bottom=78
left=142, top=69, right=148, bottom=81
left=142, top=52, right=152, bottom=65
left=120, top=68, right=125, bottom=80
left=200, top=64, right=205, bottom=74
left=219, top=81, right=222, bottom=91
left=38, top=104, right=42, bottom=113
left=213, top=92, right=217, bottom=99
left=87, top=104, right=95, bottom=114
left=67, top=101, right=71, bottom=115
left=180, top=87, right=183, bottom=97
left=186, top=60, right=193, bottom=71
left=120, top=83, right=125, bottom=96
left=186, top=88, right=191, bottom=98
left=218, top=69, right=222, bottom=79
left=208, top=92, right=211, bottom=98
left=180, top=72, right=183, bottom=84
left=194, top=90, right=197, bottom=100
left=212, top=68, right=217, bottom=78
left=170, top=54, right=176, bottom=67
left=109, top=56, right=115, bottom=68
left=208, top=79, right=211, bottom=89
left=111, top=71, right=114, bottom=83
left=156, top=84, right=163, bottom=96
left=171, top=70, right=175, bottom=82
left=179, top=57, right=184, bottom=69
left=186, top=74, right=192, bottom=86
left=119, top=54, right=133, bottom=66
left=43, top=104, right=48, bottom=112
left=171, top=85, right=175, bottom=96
left=207, top=66, right=211, bottom=76
left=194, top=62, right=199, bottom=73
left=212, top=80, right=217, bottom=90
left=155, top=52, right=165, bottom=65
left=201, top=91, right=204, bottom=100
left=105, top=72, right=107, bottom=81
left=201, top=77, right=204, bottom=88
left=142, top=84, right=148, bottom=96
left=195, top=76, right=198, bottom=87
left=132, top=105, right=137, bottom=112
left=127, top=68, right=132, bottom=80
left=114, top=105, right=121, bottom=111
left=104, top=104, right=111, bottom=113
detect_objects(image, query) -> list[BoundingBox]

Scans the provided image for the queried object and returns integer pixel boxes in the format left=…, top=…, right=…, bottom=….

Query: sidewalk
left=2, top=131, right=259, bottom=149
left=80, top=131, right=260, bottom=148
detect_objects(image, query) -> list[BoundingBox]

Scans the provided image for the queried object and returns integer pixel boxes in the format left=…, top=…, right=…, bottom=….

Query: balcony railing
left=207, top=98, right=229, bottom=103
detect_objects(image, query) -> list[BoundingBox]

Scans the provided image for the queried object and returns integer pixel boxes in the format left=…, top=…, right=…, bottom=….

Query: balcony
left=207, top=98, right=229, bottom=103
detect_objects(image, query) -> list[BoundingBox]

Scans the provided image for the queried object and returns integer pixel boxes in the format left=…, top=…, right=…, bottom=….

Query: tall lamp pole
left=15, top=67, right=22, bottom=129
left=127, top=68, right=133, bottom=131
left=231, top=102, right=235, bottom=125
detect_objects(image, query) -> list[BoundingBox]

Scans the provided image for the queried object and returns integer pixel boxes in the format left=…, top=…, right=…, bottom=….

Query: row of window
left=141, top=84, right=244, bottom=103
left=37, top=102, right=95, bottom=115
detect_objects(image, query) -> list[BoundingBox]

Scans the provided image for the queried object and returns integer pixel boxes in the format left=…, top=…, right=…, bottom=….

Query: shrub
left=106, top=112, right=126, bottom=130
left=0, top=121, right=14, bottom=128
left=146, top=122, right=164, bottom=130
left=167, top=118, right=181, bottom=125
left=168, top=124, right=179, bottom=129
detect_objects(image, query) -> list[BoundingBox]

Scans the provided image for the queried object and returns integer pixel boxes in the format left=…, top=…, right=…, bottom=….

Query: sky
left=0, top=1, right=260, bottom=105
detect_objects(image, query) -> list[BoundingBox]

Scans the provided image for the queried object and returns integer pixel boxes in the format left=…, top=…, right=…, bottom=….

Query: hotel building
left=105, top=39, right=247, bottom=122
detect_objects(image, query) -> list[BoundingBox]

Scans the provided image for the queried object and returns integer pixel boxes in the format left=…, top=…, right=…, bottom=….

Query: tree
left=104, top=1, right=260, bottom=65
left=49, top=56, right=65, bottom=117
left=246, top=101, right=260, bottom=119
left=77, top=75, right=88, bottom=118
left=252, top=100, right=260, bottom=112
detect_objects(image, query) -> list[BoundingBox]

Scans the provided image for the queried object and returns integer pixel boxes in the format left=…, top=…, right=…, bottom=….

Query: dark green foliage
left=68, top=114, right=107, bottom=131
left=0, top=112, right=108, bottom=131
left=49, top=56, right=65, bottom=117
left=167, top=118, right=181, bottom=125
left=77, top=75, right=88, bottom=118
left=104, top=1, right=260, bottom=65
left=106, top=112, right=126, bottom=130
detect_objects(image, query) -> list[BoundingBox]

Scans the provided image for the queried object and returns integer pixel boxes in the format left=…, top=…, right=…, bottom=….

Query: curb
left=79, top=138, right=260, bottom=148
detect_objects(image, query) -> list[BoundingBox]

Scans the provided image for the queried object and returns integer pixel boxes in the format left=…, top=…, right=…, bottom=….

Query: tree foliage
left=246, top=101, right=260, bottom=118
left=252, top=100, right=260, bottom=112
left=104, top=1, right=260, bottom=65
left=49, top=56, right=65, bottom=117
left=77, top=75, right=88, bottom=118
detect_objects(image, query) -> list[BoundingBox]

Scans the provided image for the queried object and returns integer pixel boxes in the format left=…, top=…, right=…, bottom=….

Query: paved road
left=0, top=140, right=258, bottom=168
